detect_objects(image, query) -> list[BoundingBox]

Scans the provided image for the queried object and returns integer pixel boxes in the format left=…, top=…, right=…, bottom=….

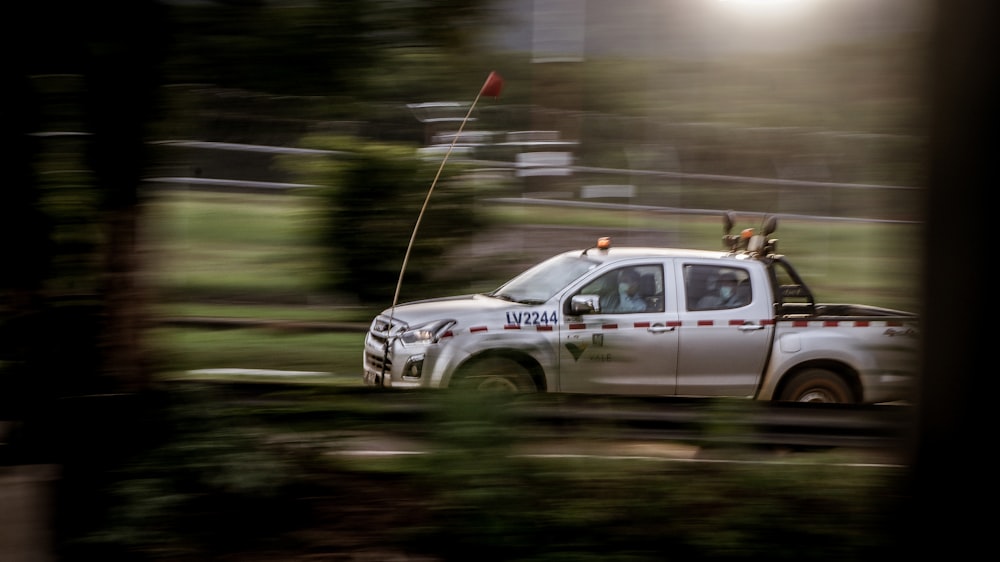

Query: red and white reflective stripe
left=693, top=319, right=773, bottom=326
left=467, top=324, right=565, bottom=333
left=498, top=323, right=553, bottom=331
left=567, top=322, right=661, bottom=330
left=470, top=320, right=779, bottom=332
left=788, top=319, right=908, bottom=328
left=460, top=318, right=908, bottom=334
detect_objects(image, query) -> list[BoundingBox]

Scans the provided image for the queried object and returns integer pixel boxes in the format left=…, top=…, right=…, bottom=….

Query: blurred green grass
left=150, top=328, right=365, bottom=383
left=145, top=190, right=327, bottom=299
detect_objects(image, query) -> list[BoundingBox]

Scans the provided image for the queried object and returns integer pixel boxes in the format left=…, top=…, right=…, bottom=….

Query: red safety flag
left=480, top=71, right=503, bottom=99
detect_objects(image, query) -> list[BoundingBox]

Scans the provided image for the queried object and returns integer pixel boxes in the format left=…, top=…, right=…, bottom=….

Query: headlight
left=399, top=320, right=455, bottom=345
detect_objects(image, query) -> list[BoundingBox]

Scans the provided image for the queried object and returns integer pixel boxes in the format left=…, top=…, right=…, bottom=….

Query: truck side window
left=685, top=265, right=751, bottom=311
left=578, top=265, right=664, bottom=314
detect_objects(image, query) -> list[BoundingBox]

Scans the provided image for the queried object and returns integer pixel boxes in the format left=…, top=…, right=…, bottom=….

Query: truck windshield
left=488, top=254, right=601, bottom=303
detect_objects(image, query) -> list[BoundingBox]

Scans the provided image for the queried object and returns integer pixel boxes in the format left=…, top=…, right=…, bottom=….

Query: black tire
left=779, top=368, right=854, bottom=403
left=451, top=357, right=537, bottom=393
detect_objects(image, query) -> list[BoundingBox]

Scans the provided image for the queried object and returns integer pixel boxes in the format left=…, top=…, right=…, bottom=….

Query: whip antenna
left=379, top=71, right=503, bottom=386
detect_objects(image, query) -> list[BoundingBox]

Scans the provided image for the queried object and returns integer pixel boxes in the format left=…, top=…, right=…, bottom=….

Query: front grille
left=368, top=332, right=388, bottom=348
left=365, top=349, right=391, bottom=372
left=364, top=314, right=402, bottom=376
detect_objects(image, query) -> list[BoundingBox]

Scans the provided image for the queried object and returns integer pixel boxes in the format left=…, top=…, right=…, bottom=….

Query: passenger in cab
left=697, top=271, right=750, bottom=309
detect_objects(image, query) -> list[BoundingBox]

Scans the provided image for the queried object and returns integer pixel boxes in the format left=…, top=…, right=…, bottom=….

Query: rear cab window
left=684, top=264, right=752, bottom=311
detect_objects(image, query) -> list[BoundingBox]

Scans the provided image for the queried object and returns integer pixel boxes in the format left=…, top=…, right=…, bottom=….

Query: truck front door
left=558, top=264, right=680, bottom=394
left=675, top=263, right=773, bottom=397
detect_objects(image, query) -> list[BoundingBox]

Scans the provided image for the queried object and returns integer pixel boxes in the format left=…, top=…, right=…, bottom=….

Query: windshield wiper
left=490, top=293, right=546, bottom=305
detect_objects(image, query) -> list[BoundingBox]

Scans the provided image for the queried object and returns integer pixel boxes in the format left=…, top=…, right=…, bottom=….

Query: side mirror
left=571, top=294, right=601, bottom=314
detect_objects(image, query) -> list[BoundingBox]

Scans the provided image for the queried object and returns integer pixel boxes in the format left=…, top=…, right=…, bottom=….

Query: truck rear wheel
left=452, top=357, right=537, bottom=392
left=779, top=368, right=853, bottom=403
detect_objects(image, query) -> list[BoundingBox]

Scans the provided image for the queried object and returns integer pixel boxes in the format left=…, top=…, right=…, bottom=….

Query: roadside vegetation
left=89, top=383, right=907, bottom=561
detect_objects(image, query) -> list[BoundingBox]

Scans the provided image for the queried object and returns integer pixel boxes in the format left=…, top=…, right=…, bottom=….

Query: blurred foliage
left=291, top=134, right=499, bottom=304
left=86, top=385, right=314, bottom=559
left=163, top=0, right=502, bottom=99
left=84, top=385, right=903, bottom=560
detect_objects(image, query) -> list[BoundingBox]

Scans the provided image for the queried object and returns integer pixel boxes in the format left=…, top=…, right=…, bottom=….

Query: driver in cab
left=604, top=268, right=647, bottom=313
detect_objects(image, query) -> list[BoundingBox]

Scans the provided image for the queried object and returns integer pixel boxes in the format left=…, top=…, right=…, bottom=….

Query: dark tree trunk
left=900, top=1, right=998, bottom=559
left=2, top=2, right=170, bottom=558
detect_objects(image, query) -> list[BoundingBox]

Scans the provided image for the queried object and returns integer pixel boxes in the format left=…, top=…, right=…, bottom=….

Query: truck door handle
left=648, top=325, right=676, bottom=334
left=737, top=324, right=765, bottom=332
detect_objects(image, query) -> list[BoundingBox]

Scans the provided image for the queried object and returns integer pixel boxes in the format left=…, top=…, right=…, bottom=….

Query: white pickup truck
left=362, top=214, right=918, bottom=403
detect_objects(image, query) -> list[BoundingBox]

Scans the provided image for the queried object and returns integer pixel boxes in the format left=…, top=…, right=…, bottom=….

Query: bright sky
left=507, top=0, right=925, bottom=58
left=714, top=0, right=822, bottom=19
left=716, top=0, right=814, bottom=7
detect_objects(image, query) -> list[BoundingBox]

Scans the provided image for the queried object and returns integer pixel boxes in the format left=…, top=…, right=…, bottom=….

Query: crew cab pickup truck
left=362, top=214, right=918, bottom=403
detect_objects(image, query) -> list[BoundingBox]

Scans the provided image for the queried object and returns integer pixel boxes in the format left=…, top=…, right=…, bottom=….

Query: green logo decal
left=565, top=343, right=588, bottom=361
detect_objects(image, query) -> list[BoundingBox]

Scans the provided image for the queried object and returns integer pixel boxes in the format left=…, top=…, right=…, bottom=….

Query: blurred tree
left=300, top=136, right=486, bottom=304
left=160, top=0, right=508, bottom=306
left=900, top=1, right=997, bottom=560
left=1, top=0, right=169, bottom=412
left=0, top=26, right=50, bottom=438
left=165, top=0, right=500, bottom=99
left=1, top=0, right=171, bottom=557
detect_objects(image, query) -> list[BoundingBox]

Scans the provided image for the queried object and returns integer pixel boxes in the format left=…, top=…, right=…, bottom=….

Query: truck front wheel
left=779, top=369, right=854, bottom=403
left=451, top=357, right=537, bottom=392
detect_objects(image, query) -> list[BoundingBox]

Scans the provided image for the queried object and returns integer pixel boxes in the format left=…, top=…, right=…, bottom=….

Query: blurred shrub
left=75, top=385, right=902, bottom=561
left=289, top=135, right=495, bottom=304
left=89, top=385, right=312, bottom=559
left=389, top=392, right=901, bottom=562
